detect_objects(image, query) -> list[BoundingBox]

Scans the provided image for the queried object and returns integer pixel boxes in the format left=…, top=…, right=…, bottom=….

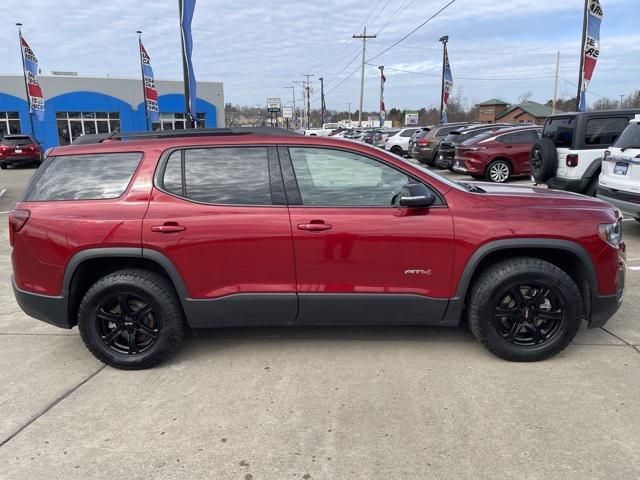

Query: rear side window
left=584, top=117, right=631, bottom=146
left=543, top=116, right=575, bottom=148
left=25, top=152, right=141, bottom=201
left=400, top=129, right=417, bottom=137
left=161, top=147, right=272, bottom=205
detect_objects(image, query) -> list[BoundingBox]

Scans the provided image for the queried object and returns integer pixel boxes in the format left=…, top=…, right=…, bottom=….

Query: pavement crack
left=600, top=327, right=640, bottom=355
left=0, top=365, right=106, bottom=448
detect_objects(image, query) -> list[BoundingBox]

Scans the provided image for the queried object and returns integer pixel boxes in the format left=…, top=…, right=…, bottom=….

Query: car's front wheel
left=78, top=269, right=184, bottom=369
left=468, top=257, right=582, bottom=362
left=390, top=146, right=404, bottom=156
left=486, top=160, right=511, bottom=183
left=0, top=162, right=7, bottom=170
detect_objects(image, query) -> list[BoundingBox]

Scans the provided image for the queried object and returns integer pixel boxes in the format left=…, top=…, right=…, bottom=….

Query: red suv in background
left=453, top=126, right=542, bottom=182
left=10, top=128, right=625, bottom=369
left=0, top=134, right=42, bottom=169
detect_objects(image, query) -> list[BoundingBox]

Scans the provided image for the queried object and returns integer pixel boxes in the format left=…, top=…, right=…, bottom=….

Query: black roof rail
left=93, top=126, right=298, bottom=143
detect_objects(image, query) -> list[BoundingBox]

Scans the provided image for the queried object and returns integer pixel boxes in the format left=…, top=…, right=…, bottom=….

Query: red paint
left=10, top=134, right=624, bottom=303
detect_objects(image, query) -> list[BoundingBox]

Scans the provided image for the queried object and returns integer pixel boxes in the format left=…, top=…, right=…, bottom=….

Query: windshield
left=2, top=136, right=33, bottom=146
left=613, top=122, right=640, bottom=149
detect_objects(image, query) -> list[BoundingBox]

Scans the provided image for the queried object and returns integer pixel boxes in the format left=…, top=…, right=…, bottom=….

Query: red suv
left=0, top=134, right=42, bottom=169
left=453, top=126, right=542, bottom=182
left=10, top=128, right=625, bottom=369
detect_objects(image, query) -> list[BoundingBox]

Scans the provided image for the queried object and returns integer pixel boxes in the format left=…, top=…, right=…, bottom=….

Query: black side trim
left=583, top=157, right=603, bottom=180
left=184, top=293, right=298, bottom=328
left=12, top=277, right=70, bottom=329
left=267, top=146, right=287, bottom=205
left=454, top=238, right=599, bottom=301
left=597, top=185, right=640, bottom=205
left=546, top=176, right=590, bottom=193
left=62, top=247, right=142, bottom=297
left=277, top=146, right=303, bottom=205
left=588, top=294, right=622, bottom=329
left=141, top=248, right=189, bottom=299
left=296, top=293, right=449, bottom=326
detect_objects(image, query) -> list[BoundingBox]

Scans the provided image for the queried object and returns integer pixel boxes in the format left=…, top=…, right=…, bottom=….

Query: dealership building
left=0, top=74, right=224, bottom=149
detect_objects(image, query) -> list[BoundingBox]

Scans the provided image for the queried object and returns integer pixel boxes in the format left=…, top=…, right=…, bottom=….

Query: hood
left=472, top=182, right=616, bottom=211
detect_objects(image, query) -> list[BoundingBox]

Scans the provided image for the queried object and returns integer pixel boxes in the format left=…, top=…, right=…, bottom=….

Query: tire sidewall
left=486, top=160, right=511, bottom=183
left=530, top=139, right=557, bottom=182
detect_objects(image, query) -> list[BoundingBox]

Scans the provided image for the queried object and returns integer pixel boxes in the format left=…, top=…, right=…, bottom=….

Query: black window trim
left=154, top=144, right=286, bottom=208
left=21, top=151, right=144, bottom=203
left=277, top=145, right=447, bottom=209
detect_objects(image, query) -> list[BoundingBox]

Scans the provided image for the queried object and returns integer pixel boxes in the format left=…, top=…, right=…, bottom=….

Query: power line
left=367, top=63, right=555, bottom=81
left=374, top=0, right=418, bottom=36
left=368, top=0, right=457, bottom=62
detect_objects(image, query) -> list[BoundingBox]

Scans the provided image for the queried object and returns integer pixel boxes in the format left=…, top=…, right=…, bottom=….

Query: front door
left=142, top=145, right=297, bottom=327
left=280, top=146, right=455, bottom=325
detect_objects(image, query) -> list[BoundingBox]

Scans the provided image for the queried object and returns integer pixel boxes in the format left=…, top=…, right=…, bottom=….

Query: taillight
left=418, top=139, right=430, bottom=145
left=566, top=154, right=579, bottom=167
left=9, top=209, right=30, bottom=247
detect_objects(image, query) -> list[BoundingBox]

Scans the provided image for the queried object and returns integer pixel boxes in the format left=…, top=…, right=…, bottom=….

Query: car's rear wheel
left=0, top=163, right=6, bottom=170
left=78, top=269, right=184, bottom=369
left=468, top=257, right=582, bottom=362
left=486, top=160, right=511, bottom=183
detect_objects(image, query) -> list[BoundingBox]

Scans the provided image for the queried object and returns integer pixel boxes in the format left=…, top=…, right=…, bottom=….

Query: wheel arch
left=485, top=156, right=513, bottom=173
left=63, top=248, right=189, bottom=327
left=444, top=239, right=597, bottom=324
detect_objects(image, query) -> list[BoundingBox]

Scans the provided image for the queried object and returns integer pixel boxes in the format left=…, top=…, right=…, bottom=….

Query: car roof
left=547, top=108, right=640, bottom=119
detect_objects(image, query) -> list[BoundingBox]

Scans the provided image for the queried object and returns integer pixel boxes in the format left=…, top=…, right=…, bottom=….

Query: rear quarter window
left=543, top=116, right=576, bottom=148
left=584, top=117, right=632, bottom=146
left=23, top=152, right=142, bottom=201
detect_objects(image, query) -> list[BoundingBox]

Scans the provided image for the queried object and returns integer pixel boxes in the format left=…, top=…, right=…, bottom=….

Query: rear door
left=504, top=129, right=541, bottom=174
left=279, top=145, right=455, bottom=325
left=142, top=145, right=297, bottom=327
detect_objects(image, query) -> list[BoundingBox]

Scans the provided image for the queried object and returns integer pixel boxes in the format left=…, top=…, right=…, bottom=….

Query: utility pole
left=552, top=51, right=560, bottom=114
left=353, top=27, right=376, bottom=127
left=619, top=94, right=625, bottom=109
left=301, top=74, right=314, bottom=129
left=284, top=84, right=296, bottom=128
left=319, top=77, right=326, bottom=126
left=439, top=35, right=449, bottom=125
left=347, top=102, right=352, bottom=124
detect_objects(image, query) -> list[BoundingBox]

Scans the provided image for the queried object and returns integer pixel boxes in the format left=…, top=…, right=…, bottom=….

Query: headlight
left=599, top=221, right=622, bottom=248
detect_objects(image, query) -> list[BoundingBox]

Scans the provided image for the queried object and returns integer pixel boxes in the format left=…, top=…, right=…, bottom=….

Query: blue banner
left=180, top=0, right=197, bottom=121
left=578, top=0, right=603, bottom=112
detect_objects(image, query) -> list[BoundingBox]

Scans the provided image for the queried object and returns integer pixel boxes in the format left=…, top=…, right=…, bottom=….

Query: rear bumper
left=546, top=176, right=590, bottom=193
left=1, top=155, right=39, bottom=165
left=12, top=277, right=71, bottom=329
left=597, top=187, right=640, bottom=218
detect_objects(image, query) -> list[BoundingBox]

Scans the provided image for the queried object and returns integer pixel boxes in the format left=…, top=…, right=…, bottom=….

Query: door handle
left=297, top=222, right=332, bottom=232
left=151, top=223, right=186, bottom=233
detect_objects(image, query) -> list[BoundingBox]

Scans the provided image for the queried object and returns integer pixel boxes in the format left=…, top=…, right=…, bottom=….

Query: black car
left=436, top=124, right=512, bottom=170
left=410, top=123, right=471, bottom=165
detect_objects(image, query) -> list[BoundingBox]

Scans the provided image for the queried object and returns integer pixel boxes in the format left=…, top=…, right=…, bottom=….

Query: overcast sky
left=1, top=0, right=638, bottom=111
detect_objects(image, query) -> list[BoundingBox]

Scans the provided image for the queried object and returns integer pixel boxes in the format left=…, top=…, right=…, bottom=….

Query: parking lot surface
left=1, top=165, right=639, bottom=479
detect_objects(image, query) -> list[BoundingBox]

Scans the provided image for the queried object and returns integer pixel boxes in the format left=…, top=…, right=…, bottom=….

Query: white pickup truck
left=304, top=123, right=344, bottom=136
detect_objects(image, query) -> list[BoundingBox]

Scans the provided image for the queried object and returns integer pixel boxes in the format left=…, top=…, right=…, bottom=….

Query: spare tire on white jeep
left=530, top=138, right=558, bottom=183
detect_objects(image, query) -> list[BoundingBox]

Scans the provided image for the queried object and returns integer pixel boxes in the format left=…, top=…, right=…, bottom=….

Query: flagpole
left=137, top=31, right=151, bottom=131
left=576, top=0, right=589, bottom=111
left=16, top=23, right=37, bottom=141
left=439, top=35, right=449, bottom=124
left=379, top=65, right=384, bottom=128
left=178, top=0, right=194, bottom=128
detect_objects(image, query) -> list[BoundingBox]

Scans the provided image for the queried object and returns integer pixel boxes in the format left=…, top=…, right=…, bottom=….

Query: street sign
left=267, top=97, right=281, bottom=113
left=282, top=107, right=293, bottom=119
left=405, top=113, right=419, bottom=125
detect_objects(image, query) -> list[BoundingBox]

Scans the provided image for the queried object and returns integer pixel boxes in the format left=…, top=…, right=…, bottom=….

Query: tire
left=530, top=138, right=557, bottom=183
left=485, top=159, right=511, bottom=183
left=635, top=218, right=640, bottom=223
left=468, top=257, right=582, bottom=362
left=390, top=146, right=404, bottom=156
left=0, top=163, right=6, bottom=170
left=78, top=269, right=184, bottom=369
left=583, top=177, right=598, bottom=197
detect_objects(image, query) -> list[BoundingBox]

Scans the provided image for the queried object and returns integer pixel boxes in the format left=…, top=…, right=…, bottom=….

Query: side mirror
left=397, top=183, right=436, bottom=208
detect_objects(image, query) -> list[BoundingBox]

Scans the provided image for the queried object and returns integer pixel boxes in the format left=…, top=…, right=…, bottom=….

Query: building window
left=152, top=112, right=205, bottom=130
left=55, top=112, right=121, bottom=145
left=0, top=112, right=21, bottom=137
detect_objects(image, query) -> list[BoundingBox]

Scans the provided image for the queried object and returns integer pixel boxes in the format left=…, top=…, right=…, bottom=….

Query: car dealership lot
left=1, top=166, right=639, bottom=479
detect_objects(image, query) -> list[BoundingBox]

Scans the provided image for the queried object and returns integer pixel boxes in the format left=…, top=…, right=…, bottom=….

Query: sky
left=1, top=0, right=638, bottom=112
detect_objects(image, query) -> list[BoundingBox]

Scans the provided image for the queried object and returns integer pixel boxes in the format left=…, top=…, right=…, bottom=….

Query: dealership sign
left=266, top=97, right=281, bottom=113
left=405, top=113, right=419, bottom=125
left=282, top=107, right=293, bottom=119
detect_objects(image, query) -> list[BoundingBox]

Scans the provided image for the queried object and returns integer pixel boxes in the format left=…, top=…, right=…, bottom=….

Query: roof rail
left=95, top=126, right=298, bottom=143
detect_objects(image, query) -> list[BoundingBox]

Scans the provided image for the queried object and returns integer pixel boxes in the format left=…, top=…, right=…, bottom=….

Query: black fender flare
left=582, top=157, right=603, bottom=180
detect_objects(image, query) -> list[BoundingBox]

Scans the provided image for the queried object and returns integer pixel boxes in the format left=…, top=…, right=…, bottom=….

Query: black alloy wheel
left=492, top=284, right=564, bottom=346
left=96, top=293, right=160, bottom=355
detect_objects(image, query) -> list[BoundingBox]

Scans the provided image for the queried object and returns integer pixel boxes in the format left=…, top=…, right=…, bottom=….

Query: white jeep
left=530, top=109, right=640, bottom=195
left=597, top=116, right=640, bottom=220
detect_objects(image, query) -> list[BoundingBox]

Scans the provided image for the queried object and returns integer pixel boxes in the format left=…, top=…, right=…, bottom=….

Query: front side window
left=161, top=147, right=272, bottom=205
left=25, top=152, right=141, bottom=201
left=289, top=147, right=411, bottom=207
left=585, top=117, right=632, bottom=146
